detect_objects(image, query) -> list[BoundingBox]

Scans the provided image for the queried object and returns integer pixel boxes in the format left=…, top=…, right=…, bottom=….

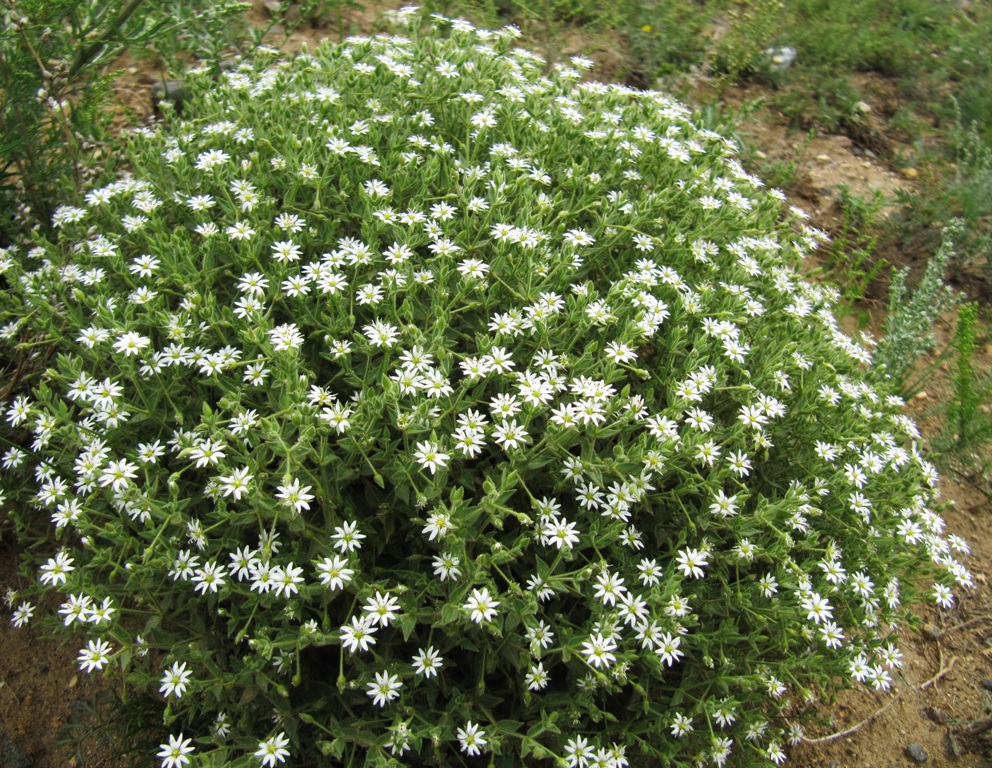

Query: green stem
left=68, top=0, right=149, bottom=79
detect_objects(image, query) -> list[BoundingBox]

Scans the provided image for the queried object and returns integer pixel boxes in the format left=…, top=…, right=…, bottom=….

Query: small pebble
left=151, top=80, right=188, bottom=116
left=947, top=731, right=964, bottom=757
left=1, top=739, right=32, bottom=768
left=924, top=707, right=951, bottom=724
left=905, top=743, right=928, bottom=763
left=921, top=625, right=942, bottom=640
left=981, top=679, right=992, bottom=692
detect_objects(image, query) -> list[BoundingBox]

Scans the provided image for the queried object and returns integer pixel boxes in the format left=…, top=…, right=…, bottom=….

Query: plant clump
left=0, top=10, right=972, bottom=768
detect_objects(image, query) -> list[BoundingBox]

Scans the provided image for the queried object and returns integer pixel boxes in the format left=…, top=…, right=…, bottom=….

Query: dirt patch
left=0, top=544, right=128, bottom=768
left=725, top=87, right=919, bottom=223
left=794, top=473, right=992, bottom=768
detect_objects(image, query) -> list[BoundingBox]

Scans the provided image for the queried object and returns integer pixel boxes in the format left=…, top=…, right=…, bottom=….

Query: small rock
left=906, top=743, right=928, bottom=763
left=815, top=154, right=832, bottom=162
left=924, top=706, right=952, bottom=724
left=854, top=100, right=872, bottom=114
left=763, top=46, right=797, bottom=72
left=1, top=739, right=32, bottom=768
left=68, top=675, right=78, bottom=689
left=922, top=624, right=942, bottom=640
left=901, top=167, right=919, bottom=180
left=126, top=66, right=138, bottom=75
left=913, top=391, right=929, bottom=401
left=947, top=731, right=964, bottom=757
left=981, top=679, right=992, bottom=692
left=151, top=80, right=188, bottom=116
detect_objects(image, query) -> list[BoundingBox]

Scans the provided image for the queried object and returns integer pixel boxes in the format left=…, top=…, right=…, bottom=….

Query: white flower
left=188, top=439, right=226, bottom=467
left=656, top=632, right=684, bottom=666
left=709, top=490, right=739, bottom=518
left=670, top=712, right=694, bottom=738
left=492, top=420, right=529, bottom=450
left=39, top=551, right=75, bottom=586
left=192, top=561, right=226, bottom=594
left=157, top=734, right=195, bottom=768
left=331, top=520, right=365, bottom=552
left=254, top=732, right=290, bottom=768
left=464, top=587, right=500, bottom=624
left=934, top=584, right=954, bottom=609
left=675, top=548, right=708, bottom=579
left=363, top=591, right=401, bottom=627
left=78, top=638, right=113, bottom=672
left=413, top=441, right=449, bottom=475
left=160, top=660, right=192, bottom=698
left=525, top=661, right=549, bottom=691
left=456, top=721, right=488, bottom=757
left=274, top=562, right=305, bottom=598
left=363, top=320, right=401, bottom=347
left=339, top=615, right=378, bottom=653
left=195, top=149, right=230, bottom=170
left=218, top=467, right=253, bottom=500
left=542, top=518, right=580, bottom=549
left=581, top=632, right=618, bottom=669
left=276, top=477, right=315, bottom=513
left=412, top=646, right=443, bottom=678
left=270, top=240, right=302, bottom=263
left=432, top=553, right=462, bottom=581
left=820, top=621, right=845, bottom=649
left=758, top=573, right=779, bottom=597
left=593, top=570, right=627, bottom=607
left=314, top=555, right=354, bottom=590
left=801, top=592, right=833, bottom=624
left=422, top=511, right=453, bottom=540
left=268, top=323, right=305, bottom=351
left=367, top=670, right=402, bottom=707
left=112, top=331, right=150, bottom=357
left=11, top=601, right=34, bottom=628
left=564, top=735, right=597, bottom=767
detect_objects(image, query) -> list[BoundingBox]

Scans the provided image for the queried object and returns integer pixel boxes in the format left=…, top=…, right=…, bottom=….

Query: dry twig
left=930, top=617, right=992, bottom=640
left=920, top=656, right=958, bottom=690
left=803, top=697, right=898, bottom=744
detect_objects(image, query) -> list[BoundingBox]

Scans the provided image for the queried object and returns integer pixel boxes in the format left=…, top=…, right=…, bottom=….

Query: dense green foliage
left=0, top=13, right=973, bottom=768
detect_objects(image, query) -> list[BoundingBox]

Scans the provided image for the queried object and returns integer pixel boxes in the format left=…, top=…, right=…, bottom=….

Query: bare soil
left=2, top=5, right=991, bottom=768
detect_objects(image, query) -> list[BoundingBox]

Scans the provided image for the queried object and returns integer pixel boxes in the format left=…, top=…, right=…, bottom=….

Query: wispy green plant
left=621, top=0, right=710, bottom=85
left=822, top=186, right=888, bottom=305
left=937, top=302, right=992, bottom=478
left=945, top=109, right=992, bottom=281
left=711, top=0, right=784, bottom=83
left=873, top=219, right=961, bottom=397
left=56, top=690, right=164, bottom=768
left=0, top=0, right=249, bottom=243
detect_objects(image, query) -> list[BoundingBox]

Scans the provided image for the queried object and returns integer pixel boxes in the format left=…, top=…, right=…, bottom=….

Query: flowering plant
left=0, top=10, right=971, bottom=768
